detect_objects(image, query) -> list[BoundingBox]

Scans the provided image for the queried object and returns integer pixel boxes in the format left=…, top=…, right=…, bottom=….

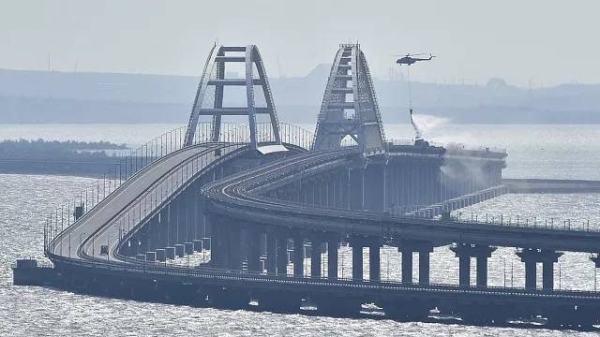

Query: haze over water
left=1, top=123, right=600, bottom=336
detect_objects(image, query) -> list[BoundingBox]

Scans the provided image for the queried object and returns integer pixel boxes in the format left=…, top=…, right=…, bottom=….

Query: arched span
left=184, top=45, right=282, bottom=150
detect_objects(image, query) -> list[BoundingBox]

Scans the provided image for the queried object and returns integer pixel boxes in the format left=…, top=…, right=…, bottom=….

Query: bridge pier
left=364, top=164, right=385, bottom=213
left=418, top=246, right=433, bottom=285
left=450, top=243, right=496, bottom=287
left=369, top=243, right=381, bottom=282
left=276, top=233, right=288, bottom=275
left=400, top=248, right=413, bottom=284
left=397, top=241, right=434, bottom=285
left=311, top=236, right=323, bottom=277
left=209, top=215, right=227, bottom=268
left=266, top=232, right=277, bottom=273
left=348, top=236, right=382, bottom=281
left=348, top=167, right=365, bottom=211
left=292, top=234, right=304, bottom=277
left=349, top=239, right=364, bottom=281
left=246, top=229, right=262, bottom=272
left=517, top=248, right=562, bottom=291
left=228, top=225, right=243, bottom=269
left=327, top=236, right=339, bottom=279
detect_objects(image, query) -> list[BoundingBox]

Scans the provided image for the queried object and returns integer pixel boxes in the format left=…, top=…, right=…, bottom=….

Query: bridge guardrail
left=45, top=122, right=314, bottom=256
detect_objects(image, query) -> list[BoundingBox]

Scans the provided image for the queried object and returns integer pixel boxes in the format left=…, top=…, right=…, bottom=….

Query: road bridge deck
left=50, top=143, right=245, bottom=262
left=204, top=150, right=600, bottom=253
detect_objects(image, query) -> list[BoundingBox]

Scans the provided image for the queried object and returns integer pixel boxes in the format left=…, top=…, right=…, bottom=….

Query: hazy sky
left=2, top=0, right=599, bottom=86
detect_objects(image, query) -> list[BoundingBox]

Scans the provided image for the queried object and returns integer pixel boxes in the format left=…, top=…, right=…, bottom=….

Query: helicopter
left=394, top=53, right=435, bottom=145
left=396, top=53, right=435, bottom=66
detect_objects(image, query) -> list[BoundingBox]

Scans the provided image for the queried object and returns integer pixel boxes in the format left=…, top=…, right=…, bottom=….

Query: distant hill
left=1, top=68, right=600, bottom=124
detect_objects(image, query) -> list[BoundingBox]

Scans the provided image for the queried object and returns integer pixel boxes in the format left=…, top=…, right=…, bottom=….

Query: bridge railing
left=44, top=122, right=314, bottom=254
left=101, top=144, right=247, bottom=258
left=44, top=122, right=235, bottom=253
left=386, top=138, right=507, bottom=154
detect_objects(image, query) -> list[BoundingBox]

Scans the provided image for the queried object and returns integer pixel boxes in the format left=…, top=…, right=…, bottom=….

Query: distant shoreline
left=2, top=68, right=600, bottom=125
left=0, top=139, right=127, bottom=177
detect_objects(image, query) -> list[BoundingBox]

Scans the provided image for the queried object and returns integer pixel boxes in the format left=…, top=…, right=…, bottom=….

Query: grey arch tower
left=184, top=45, right=282, bottom=149
left=312, top=44, right=386, bottom=157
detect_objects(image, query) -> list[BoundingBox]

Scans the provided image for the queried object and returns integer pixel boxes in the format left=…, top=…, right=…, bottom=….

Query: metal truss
left=184, top=45, right=282, bottom=149
left=312, top=44, right=387, bottom=157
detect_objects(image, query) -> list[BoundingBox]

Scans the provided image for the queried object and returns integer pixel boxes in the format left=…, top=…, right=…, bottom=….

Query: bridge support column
left=364, top=164, right=385, bottom=213
left=311, top=236, right=323, bottom=278
left=369, top=244, right=381, bottom=282
left=397, top=240, right=435, bottom=285
left=209, top=215, right=227, bottom=268
left=266, top=232, right=277, bottom=274
left=293, top=235, right=304, bottom=277
left=542, top=261, right=554, bottom=290
left=276, top=233, right=288, bottom=275
left=524, top=260, right=536, bottom=290
left=418, top=247, right=433, bottom=285
left=228, top=225, right=242, bottom=270
left=348, top=167, right=365, bottom=211
left=450, top=243, right=496, bottom=287
left=399, top=248, right=413, bottom=284
left=349, top=236, right=382, bottom=281
left=458, top=254, right=470, bottom=287
left=246, top=229, right=261, bottom=272
left=327, top=236, right=339, bottom=279
left=517, top=248, right=562, bottom=291
left=351, top=243, right=363, bottom=281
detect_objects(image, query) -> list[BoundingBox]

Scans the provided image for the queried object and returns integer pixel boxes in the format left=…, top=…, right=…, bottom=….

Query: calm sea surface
left=1, top=123, right=599, bottom=336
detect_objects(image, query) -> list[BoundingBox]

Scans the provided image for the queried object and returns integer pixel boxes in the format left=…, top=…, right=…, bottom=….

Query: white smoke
left=410, top=113, right=450, bottom=141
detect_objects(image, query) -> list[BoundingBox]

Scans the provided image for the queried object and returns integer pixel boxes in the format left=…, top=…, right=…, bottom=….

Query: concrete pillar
left=184, top=242, right=194, bottom=255
left=247, top=230, right=261, bottom=272
left=352, top=244, right=363, bottom=280
left=525, top=261, right=536, bottom=290
left=155, top=248, right=166, bottom=262
left=328, top=238, right=338, bottom=279
left=293, top=235, right=304, bottom=277
left=228, top=226, right=241, bottom=270
left=165, top=246, right=176, bottom=260
left=209, top=215, right=227, bottom=268
left=543, top=261, right=554, bottom=291
left=400, top=249, right=413, bottom=284
left=348, top=168, right=365, bottom=211
left=364, top=164, right=385, bottom=213
left=517, top=248, right=562, bottom=291
left=458, top=254, right=470, bottom=287
left=175, top=243, right=185, bottom=258
left=476, top=254, right=488, bottom=287
left=418, top=249, right=431, bottom=285
left=276, top=233, right=288, bottom=275
left=311, top=237, right=322, bottom=278
left=266, top=232, right=277, bottom=274
left=451, top=243, right=496, bottom=288
left=369, top=245, right=381, bottom=282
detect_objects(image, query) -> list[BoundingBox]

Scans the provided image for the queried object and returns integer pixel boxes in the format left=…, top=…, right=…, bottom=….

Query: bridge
left=14, top=44, right=600, bottom=329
